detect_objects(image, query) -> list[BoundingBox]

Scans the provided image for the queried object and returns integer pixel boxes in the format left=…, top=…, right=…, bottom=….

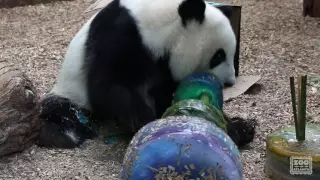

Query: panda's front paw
left=226, top=117, right=257, bottom=148
left=37, top=95, right=96, bottom=148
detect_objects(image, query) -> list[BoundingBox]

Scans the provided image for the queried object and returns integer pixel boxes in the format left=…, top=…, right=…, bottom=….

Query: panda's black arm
left=83, top=1, right=161, bottom=133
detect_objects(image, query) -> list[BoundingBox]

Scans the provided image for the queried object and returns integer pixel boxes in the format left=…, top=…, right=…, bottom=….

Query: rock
left=0, top=60, right=40, bottom=157
left=0, top=0, right=73, bottom=8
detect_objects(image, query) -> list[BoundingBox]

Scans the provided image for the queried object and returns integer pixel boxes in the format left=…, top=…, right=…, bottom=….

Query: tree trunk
left=303, top=0, right=320, bottom=17
left=0, top=0, right=73, bottom=8
left=0, top=60, right=40, bottom=157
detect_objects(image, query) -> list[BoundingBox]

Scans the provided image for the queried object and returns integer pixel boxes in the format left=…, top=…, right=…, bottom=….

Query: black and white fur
left=37, top=0, right=254, bottom=148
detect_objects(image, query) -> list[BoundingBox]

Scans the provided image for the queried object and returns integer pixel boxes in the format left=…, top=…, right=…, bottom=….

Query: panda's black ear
left=216, top=6, right=233, bottom=19
left=178, top=0, right=206, bottom=27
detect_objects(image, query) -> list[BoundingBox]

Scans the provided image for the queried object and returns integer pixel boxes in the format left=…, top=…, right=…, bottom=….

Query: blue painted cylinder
left=121, top=116, right=243, bottom=180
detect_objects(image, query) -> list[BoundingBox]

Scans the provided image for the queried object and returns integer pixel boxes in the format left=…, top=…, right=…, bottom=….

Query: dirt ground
left=0, top=0, right=319, bottom=179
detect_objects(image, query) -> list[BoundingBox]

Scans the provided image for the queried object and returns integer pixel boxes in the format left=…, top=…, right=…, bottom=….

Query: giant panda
left=37, top=0, right=255, bottom=148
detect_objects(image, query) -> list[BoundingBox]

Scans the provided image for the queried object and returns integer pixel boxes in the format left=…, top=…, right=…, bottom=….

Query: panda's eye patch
left=209, top=49, right=226, bottom=68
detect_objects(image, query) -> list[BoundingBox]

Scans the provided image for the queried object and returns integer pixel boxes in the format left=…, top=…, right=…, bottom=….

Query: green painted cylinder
left=173, top=72, right=224, bottom=111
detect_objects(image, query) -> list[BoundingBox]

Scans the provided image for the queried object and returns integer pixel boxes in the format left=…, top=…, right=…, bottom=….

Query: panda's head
left=203, top=5, right=237, bottom=87
left=121, top=0, right=237, bottom=86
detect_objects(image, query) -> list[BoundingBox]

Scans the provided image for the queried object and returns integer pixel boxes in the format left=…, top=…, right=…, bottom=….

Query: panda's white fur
left=50, top=13, right=98, bottom=109
left=38, top=0, right=245, bottom=148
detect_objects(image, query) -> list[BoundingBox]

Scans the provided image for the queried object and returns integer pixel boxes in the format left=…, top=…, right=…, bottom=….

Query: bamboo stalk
left=290, top=77, right=298, bottom=139
left=297, top=75, right=307, bottom=141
